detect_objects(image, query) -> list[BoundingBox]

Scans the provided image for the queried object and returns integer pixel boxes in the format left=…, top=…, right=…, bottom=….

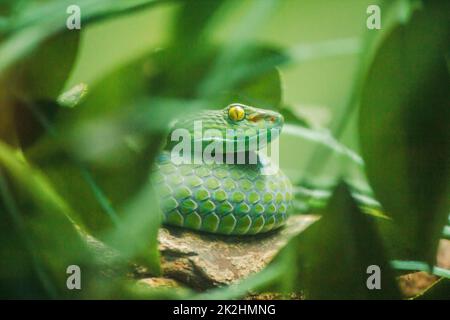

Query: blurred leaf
left=279, top=105, right=311, bottom=128
left=443, top=226, right=450, bottom=241
left=104, top=179, right=162, bottom=275
left=391, top=260, right=450, bottom=280
left=282, top=123, right=364, bottom=185
left=24, top=60, right=167, bottom=234
left=20, top=58, right=173, bottom=271
left=0, top=142, right=84, bottom=227
left=7, top=30, right=80, bottom=100
left=196, top=0, right=282, bottom=100
left=10, top=0, right=163, bottom=32
left=57, top=83, right=88, bottom=108
left=277, top=183, right=400, bottom=299
left=301, top=0, right=422, bottom=185
left=0, top=0, right=162, bottom=73
left=359, top=2, right=450, bottom=263
left=12, top=99, right=60, bottom=149
left=0, top=28, right=80, bottom=149
left=0, top=141, right=95, bottom=298
left=172, top=0, right=225, bottom=47
left=26, top=105, right=166, bottom=235
left=148, top=45, right=288, bottom=109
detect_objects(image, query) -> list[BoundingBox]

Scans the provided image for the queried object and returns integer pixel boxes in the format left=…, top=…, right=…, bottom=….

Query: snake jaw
left=247, top=111, right=282, bottom=125
left=244, top=106, right=283, bottom=126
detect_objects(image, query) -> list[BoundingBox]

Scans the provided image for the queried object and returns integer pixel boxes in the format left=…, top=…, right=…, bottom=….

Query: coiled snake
left=152, top=103, right=292, bottom=235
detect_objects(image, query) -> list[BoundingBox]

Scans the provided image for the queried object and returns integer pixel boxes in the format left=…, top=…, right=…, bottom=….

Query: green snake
left=152, top=103, right=292, bottom=235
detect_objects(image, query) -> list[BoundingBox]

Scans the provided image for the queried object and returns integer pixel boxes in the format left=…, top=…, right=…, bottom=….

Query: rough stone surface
left=155, top=215, right=318, bottom=289
left=137, top=277, right=182, bottom=288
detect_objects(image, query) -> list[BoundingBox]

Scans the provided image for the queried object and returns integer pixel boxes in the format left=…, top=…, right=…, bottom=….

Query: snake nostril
left=266, top=115, right=276, bottom=122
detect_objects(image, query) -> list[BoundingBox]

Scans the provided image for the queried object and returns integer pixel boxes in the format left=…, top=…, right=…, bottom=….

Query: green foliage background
left=0, top=0, right=449, bottom=299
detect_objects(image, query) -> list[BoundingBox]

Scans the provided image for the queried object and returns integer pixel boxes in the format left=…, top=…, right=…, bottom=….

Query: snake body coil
left=152, top=104, right=292, bottom=235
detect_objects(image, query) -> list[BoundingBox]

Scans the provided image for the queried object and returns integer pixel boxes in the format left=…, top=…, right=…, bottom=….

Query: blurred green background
left=0, top=0, right=449, bottom=299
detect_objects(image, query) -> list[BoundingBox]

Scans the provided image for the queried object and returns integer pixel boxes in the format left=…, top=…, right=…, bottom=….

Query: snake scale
left=152, top=103, right=292, bottom=235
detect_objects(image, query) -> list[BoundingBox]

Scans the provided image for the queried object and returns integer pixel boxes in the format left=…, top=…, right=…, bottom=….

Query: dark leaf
left=359, top=2, right=450, bottom=263
left=2, top=30, right=81, bottom=149
left=147, top=45, right=288, bottom=109
left=0, top=142, right=96, bottom=298
left=276, top=182, right=401, bottom=299
left=414, top=278, right=450, bottom=300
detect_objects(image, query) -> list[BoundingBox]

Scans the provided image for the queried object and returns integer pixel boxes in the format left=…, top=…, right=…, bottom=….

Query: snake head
left=221, top=103, right=284, bottom=151
left=225, top=103, right=283, bottom=131
left=167, top=103, right=284, bottom=153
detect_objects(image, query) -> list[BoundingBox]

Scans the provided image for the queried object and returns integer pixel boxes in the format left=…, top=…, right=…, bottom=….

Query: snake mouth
left=194, top=125, right=282, bottom=153
left=247, top=111, right=283, bottom=125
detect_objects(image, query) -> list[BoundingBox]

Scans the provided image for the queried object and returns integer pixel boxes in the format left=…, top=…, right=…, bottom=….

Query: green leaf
left=196, top=0, right=282, bottom=104
left=391, top=260, right=450, bottom=280
left=281, top=124, right=364, bottom=190
left=22, top=57, right=166, bottom=232
left=279, top=106, right=311, bottom=128
left=279, top=182, right=401, bottom=299
left=300, top=0, right=421, bottom=182
left=171, top=0, right=226, bottom=46
left=7, top=30, right=80, bottom=100
left=57, top=83, right=88, bottom=108
left=0, top=0, right=162, bottom=73
left=0, top=28, right=81, bottom=149
left=359, top=2, right=450, bottom=263
left=0, top=141, right=95, bottom=298
left=147, top=45, right=288, bottom=109
left=443, top=226, right=450, bottom=241
left=19, top=58, right=179, bottom=272
left=103, top=177, right=162, bottom=275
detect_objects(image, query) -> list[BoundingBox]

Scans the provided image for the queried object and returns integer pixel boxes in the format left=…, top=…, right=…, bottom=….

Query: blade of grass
left=0, top=170, right=58, bottom=298
left=391, top=260, right=450, bottom=280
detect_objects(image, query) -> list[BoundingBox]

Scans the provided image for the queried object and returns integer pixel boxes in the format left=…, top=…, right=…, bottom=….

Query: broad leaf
left=359, top=2, right=450, bottom=263
left=0, top=142, right=94, bottom=298
left=276, top=183, right=401, bottom=299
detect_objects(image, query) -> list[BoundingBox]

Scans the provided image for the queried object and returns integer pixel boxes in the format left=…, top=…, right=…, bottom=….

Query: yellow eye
left=228, top=105, right=245, bottom=121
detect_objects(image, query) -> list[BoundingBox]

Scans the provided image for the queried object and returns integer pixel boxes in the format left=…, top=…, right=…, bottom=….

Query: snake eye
left=228, top=105, right=245, bottom=122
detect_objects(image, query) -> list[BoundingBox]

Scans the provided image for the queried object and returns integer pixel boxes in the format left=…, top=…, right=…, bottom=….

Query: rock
left=155, top=215, right=318, bottom=290
left=398, top=272, right=439, bottom=298
left=137, top=277, right=183, bottom=288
